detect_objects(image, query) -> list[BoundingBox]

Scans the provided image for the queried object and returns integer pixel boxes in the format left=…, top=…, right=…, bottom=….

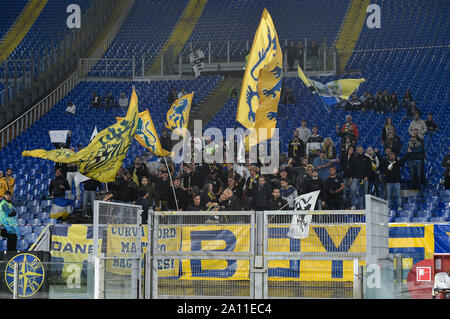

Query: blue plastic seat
left=43, top=218, right=57, bottom=225
left=18, top=225, right=32, bottom=236
left=16, top=239, right=29, bottom=251
left=0, top=239, right=7, bottom=252
left=412, top=217, right=429, bottom=223
left=24, top=233, right=39, bottom=245
left=394, top=216, right=410, bottom=223
left=29, top=218, right=41, bottom=226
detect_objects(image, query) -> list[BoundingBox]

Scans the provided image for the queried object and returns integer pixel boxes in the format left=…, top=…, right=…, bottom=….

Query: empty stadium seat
left=0, top=239, right=7, bottom=252
left=16, top=239, right=29, bottom=251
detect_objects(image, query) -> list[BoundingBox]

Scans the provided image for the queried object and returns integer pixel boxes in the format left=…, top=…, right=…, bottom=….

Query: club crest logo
left=5, top=253, right=45, bottom=297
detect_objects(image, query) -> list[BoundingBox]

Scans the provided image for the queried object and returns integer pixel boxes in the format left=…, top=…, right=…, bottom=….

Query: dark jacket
left=288, top=137, right=305, bottom=161
left=218, top=195, right=242, bottom=211
left=82, top=179, right=101, bottom=192
left=384, top=136, right=403, bottom=156
left=168, top=187, right=189, bottom=210
left=408, top=137, right=425, bottom=161
left=127, top=163, right=150, bottom=181
left=350, top=153, right=372, bottom=179
left=267, top=197, right=289, bottom=211
left=341, top=153, right=355, bottom=179
left=378, top=153, right=409, bottom=183
left=252, top=183, right=272, bottom=210
left=49, top=176, right=70, bottom=197
left=109, top=178, right=139, bottom=203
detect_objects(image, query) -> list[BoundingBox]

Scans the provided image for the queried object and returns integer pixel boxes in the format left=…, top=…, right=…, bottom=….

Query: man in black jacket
left=127, top=157, right=150, bottom=185
left=49, top=168, right=70, bottom=199
left=288, top=130, right=305, bottom=166
left=378, top=150, right=410, bottom=210
left=252, top=176, right=272, bottom=211
left=168, top=177, right=189, bottom=211
left=349, top=146, right=372, bottom=209
left=325, top=166, right=345, bottom=210
left=82, top=178, right=101, bottom=218
left=268, top=188, right=289, bottom=224
left=302, top=170, right=327, bottom=210
left=105, top=169, right=139, bottom=204
left=268, top=188, right=289, bottom=211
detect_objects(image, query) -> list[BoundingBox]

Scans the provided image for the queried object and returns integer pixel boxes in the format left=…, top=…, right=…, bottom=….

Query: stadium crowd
left=0, top=89, right=449, bottom=231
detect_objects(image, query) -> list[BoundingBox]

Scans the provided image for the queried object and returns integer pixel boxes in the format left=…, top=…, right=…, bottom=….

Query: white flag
left=287, top=190, right=320, bottom=239
left=49, top=130, right=69, bottom=143
left=237, top=134, right=246, bottom=164
left=90, top=126, right=98, bottom=142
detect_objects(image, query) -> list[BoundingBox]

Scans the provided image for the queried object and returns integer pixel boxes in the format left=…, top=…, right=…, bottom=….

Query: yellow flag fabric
left=22, top=89, right=139, bottom=182
left=236, top=9, right=282, bottom=148
left=165, top=92, right=194, bottom=137
left=118, top=110, right=170, bottom=157
left=298, top=65, right=365, bottom=103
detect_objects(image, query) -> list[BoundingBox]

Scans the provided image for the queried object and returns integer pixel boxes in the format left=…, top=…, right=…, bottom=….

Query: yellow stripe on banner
left=0, top=0, right=48, bottom=63
left=147, top=0, right=208, bottom=75
left=388, top=223, right=435, bottom=259
left=335, top=0, right=370, bottom=72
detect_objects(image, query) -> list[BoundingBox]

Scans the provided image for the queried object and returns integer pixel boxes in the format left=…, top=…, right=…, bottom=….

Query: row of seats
left=181, top=0, right=350, bottom=61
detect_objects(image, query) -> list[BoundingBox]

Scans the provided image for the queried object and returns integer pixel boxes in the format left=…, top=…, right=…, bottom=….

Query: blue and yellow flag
left=165, top=92, right=194, bottom=137
left=298, top=65, right=365, bottom=106
left=22, top=89, right=139, bottom=182
left=236, top=9, right=282, bottom=148
left=118, top=110, right=170, bottom=157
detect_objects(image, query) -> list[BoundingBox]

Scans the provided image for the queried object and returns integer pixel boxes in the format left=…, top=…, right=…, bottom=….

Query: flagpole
left=163, top=155, right=179, bottom=211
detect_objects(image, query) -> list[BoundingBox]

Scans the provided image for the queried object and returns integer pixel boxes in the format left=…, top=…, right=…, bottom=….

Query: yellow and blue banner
left=236, top=9, right=282, bottom=148
left=50, top=222, right=450, bottom=282
left=298, top=65, right=365, bottom=106
left=23, top=89, right=140, bottom=182
left=165, top=92, right=194, bottom=137
left=118, top=109, right=171, bottom=157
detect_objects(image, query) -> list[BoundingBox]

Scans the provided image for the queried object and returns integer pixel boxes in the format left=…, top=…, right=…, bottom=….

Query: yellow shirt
left=0, top=177, right=15, bottom=197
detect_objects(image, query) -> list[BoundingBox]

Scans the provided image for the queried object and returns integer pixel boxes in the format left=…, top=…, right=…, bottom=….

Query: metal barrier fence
left=83, top=195, right=389, bottom=299
left=92, top=201, right=143, bottom=299
left=149, top=211, right=255, bottom=299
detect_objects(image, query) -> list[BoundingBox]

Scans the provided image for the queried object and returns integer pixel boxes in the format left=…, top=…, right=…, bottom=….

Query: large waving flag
left=118, top=110, right=170, bottom=157
left=23, top=89, right=140, bottom=182
left=298, top=65, right=365, bottom=106
left=165, top=92, right=194, bottom=136
left=236, top=9, right=282, bottom=148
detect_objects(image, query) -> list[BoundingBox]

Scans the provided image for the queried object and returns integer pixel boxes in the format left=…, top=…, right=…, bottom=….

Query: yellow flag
left=23, top=89, right=139, bottom=182
left=236, top=9, right=282, bottom=148
left=298, top=65, right=365, bottom=103
left=165, top=92, right=194, bottom=137
left=118, top=110, right=170, bottom=157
